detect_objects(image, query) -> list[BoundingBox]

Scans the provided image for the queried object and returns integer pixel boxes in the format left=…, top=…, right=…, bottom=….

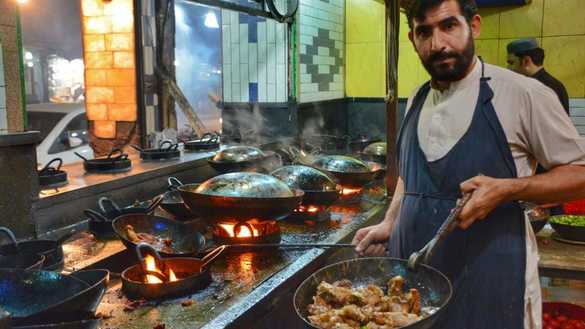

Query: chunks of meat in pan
left=307, top=275, right=422, bottom=329
left=124, top=224, right=174, bottom=254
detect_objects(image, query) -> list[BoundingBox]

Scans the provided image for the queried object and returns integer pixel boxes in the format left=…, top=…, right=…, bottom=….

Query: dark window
left=27, top=111, right=66, bottom=142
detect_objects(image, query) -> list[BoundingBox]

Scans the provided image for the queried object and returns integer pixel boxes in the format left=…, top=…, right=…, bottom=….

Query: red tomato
left=545, top=325, right=556, bottom=329
left=550, top=320, right=561, bottom=328
left=544, top=313, right=552, bottom=322
left=563, top=325, right=575, bottom=329
left=558, top=315, right=568, bottom=323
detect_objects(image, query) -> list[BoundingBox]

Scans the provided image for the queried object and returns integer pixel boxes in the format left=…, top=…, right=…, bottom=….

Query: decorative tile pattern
left=221, top=7, right=288, bottom=103
left=298, top=0, right=344, bottom=103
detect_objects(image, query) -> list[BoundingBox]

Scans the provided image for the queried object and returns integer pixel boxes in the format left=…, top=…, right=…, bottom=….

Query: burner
left=339, top=187, right=364, bottom=203
left=287, top=205, right=331, bottom=223
left=213, top=219, right=281, bottom=245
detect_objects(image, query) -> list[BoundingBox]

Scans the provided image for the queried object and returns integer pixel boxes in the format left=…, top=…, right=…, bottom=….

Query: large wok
left=294, top=257, right=452, bottom=329
left=112, top=214, right=207, bottom=257
left=0, top=269, right=89, bottom=320
left=311, top=155, right=383, bottom=188
left=178, top=172, right=304, bottom=221
left=0, top=254, right=45, bottom=270
left=159, top=177, right=198, bottom=220
left=208, top=146, right=281, bottom=173
left=0, top=227, right=66, bottom=270
left=271, top=165, right=341, bottom=207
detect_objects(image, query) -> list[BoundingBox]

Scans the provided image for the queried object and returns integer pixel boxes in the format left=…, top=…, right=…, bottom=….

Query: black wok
left=184, top=132, right=220, bottom=151
left=159, top=177, right=198, bottom=220
left=25, top=270, right=109, bottom=322
left=311, top=155, right=384, bottom=188
left=74, top=148, right=131, bottom=173
left=38, top=158, right=68, bottom=189
left=0, top=227, right=66, bottom=271
left=131, top=140, right=180, bottom=161
left=0, top=254, right=45, bottom=270
left=112, top=214, right=206, bottom=257
left=178, top=183, right=304, bottom=221
left=271, top=165, right=341, bottom=207
left=208, top=147, right=282, bottom=173
left=98, top=195, right=161, bottom=220
left=0, top=269, right=89, bottom=320
left=85, top=209, right=115, bottom=238
left=294, top=257, right=452, bottom=329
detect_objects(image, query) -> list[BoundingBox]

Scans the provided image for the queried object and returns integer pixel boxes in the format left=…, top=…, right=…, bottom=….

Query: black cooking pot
left=132, top=140, right=181, bottom=161
left=98, top=195, right=162, bottom=220
left=0, top=254, right=45, bottom=270
left=184, top=132, right=220, bottom=152
left=75, top=148, right=131, bottom=173
left=159, top=177, right=198, bottom=220
left=0, top=227, right=66, bottom=271
left=38, top=158, right=68, bottom=189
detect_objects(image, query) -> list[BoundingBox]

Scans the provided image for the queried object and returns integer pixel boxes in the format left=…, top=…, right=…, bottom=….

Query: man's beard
left=420, top=35, right=475, bottom=82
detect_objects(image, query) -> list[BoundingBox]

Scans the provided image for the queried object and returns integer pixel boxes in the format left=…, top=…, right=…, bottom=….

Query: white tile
left=240, top=73, right=249, bottom=102
left=313, top=55, right=335, bottom=65
left=300, top=35, right=314, bottom=46
left=0, top=45, right=4, bottom=86
left=231, top=47, right=240, bottom=86
left=330, top=31, right=342, bottom=41
left=223, top=64, right=232, bottom=102
left=258, top=64, right=267, bottom=102
left=301, top=83, right=319, bottom=93
left=222, top=24, right=231, bottom=48
left=258, top=41, right=267, bottom=63
left=277, top=64, right=286, bottom=100
left=257, top=22, right=267, bottom=46
left=300, top=44, right=307, bottom=54
left=267, top=19, right=276, bottom=44
left=0, top=107, right=7, bottom=131
left=240, top=62, right=249, bottom=85
left=318, top=65, right=330, bottom=74
left=221, top=9, right=230, bottom=24
left=277, top=81, right=287, bottom=102
left=329, top=82, right=343, bottom=91
left=146, top=106, right=156, bottom=134
left=335, top=40, right=343, bottom=50
left=317, top=47, right=330, bottom=56
left=301, top=74, right=312, bottom=83
left=232, top=83, right=241, bottom=101
left=248, top=44, right=258, bottom=83
left=230, top=11, right=239, bottom=28
left=267, top=84, right=276, bottom=102
left=277, top=33, right=286, bottom=65
left=333, top=74, right=342, bottom=83
left=300, top=64, right=307, bottom=74
left=239, top=25, right=249, bottom=64
left=0, top=87, right=5, bottom=110
left=267, top=46, right=277, bottom=84
left=142, top=46, right=154, bottom=75
left=570, top=98, right=585, bottom=108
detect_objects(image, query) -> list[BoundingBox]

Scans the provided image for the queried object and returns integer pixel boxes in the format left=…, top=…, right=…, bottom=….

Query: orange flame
left=219, top=223, right=259, bottom=238
left=295, top=205, right=320, bottom=213
left=342, top=187, right=362, bottom=195
left=144, top=255, right=177, bottom=284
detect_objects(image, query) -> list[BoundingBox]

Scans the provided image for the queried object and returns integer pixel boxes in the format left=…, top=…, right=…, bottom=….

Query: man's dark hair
left=404, top=0, right=478, bottom=29
left=514, top=48, right=545, bottom=66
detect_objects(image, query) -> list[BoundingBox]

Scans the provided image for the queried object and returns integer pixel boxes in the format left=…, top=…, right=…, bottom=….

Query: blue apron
left=389, top=61, right=526, bottom=328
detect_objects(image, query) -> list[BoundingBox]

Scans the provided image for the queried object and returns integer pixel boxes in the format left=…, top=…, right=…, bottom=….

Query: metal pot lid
left=363, top=142, right=387, bottom=156
left=311, top=155, right=370, bottom=173
left=211, top=146, right=265, bottom=163
left=271, top=165, right=337, bottom=192
left=195, top=172, right=294, bottom=198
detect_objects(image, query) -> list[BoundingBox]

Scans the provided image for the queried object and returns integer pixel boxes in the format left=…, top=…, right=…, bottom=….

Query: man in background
left=507, top=38, right=570, bottom=115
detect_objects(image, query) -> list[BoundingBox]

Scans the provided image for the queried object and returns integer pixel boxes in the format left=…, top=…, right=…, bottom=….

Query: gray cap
left=507, top=38, right=540, bottom=54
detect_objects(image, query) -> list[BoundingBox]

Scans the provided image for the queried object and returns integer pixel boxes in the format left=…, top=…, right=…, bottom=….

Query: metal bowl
left=195, top=172, right=294, bottom=198
left=212, top=146, right=265, bottom=163
left=271, top=165, right=337, bottom=192
left=363, top=142, right=386, bottom=157
left=311, top=155, right=371, bottom=173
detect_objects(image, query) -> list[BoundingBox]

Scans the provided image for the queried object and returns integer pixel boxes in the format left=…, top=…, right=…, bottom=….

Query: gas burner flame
left=144, top=254, right=177, bottom=284
left=342, top=187, right=362, bottom=196
left=294, top=205, right=321, bottom=213
left=219, top=223, right=260, bottom=238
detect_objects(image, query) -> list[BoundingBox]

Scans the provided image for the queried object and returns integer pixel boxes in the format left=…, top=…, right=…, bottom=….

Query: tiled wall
left=221, top=10, right=288, bottom=103
left=298, top=0, right=344, bottom=103
left=345, top=0, right=386, bottom=98
left=0, top=42, right=6, bottom=131
left=569, top=99, right=585, bottom=135
left=398, top=0, right=585, bottom=99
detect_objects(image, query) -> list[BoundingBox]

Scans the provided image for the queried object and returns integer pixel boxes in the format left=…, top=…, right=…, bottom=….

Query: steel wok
left=294, top=257, right=452, bottom=329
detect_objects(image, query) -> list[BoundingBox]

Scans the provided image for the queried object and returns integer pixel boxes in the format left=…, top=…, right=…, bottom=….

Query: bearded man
left=352, top=1, right=585, bottom=328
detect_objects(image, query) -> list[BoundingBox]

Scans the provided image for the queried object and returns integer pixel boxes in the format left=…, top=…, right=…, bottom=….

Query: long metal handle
left=200, top=245, right=226, bottom=270
left=0, top=227, right=18, bottom=249
left=225, top=243, right=354, bottom=249
left=408, top=193, right=472, bottom=270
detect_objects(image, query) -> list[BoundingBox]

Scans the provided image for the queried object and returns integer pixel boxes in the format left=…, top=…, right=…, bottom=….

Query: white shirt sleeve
left=522, top=83, right=585, bottom=170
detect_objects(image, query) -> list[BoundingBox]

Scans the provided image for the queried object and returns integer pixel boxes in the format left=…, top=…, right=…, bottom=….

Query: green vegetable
left=550, top=215, right=585, bottom=227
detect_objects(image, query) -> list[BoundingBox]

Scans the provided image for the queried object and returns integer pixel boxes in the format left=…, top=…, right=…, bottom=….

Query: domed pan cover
left=310, top=155, right=383, bottom=188
left=211, top=146, right=265, bottom=163
left=178, top=172, right=303, bottom=221
left=271, top=165, right=341, bottom=206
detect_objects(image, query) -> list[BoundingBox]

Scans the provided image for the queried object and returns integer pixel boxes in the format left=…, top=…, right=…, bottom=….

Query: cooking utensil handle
left=130, top=145, right=143, bottom=153
left=167, top=177, right=183, bottom=190
left=0, top=227, right=18, bottom=249
left=84, top=209, right=109, bottom=222
left=74, top=152, right=88, bottom=161
left=421, top=193, right=473, bottom=265
left=99, top=197, right=121, bottom=214
left=39, top=158, right=63, bottom=174
left=159, top=140, right=174, bottom=150
left=225, top=243, right=354, bottom=248
left=146, top=195, right=164, bottom=214
left=200, top=245, right=226, bottom=269
left=135, top=242, right=167, bottom=279
left=108, top=148, right=128, bottom=160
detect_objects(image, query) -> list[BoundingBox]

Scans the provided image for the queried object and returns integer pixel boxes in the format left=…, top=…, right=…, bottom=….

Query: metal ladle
left=407, top=193, right=473, bottom=270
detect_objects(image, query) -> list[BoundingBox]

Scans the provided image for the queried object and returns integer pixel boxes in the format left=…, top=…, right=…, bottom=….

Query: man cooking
left=506, top=38, right=570, bottom=115
left=352, top=1, right=585, bottom=328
